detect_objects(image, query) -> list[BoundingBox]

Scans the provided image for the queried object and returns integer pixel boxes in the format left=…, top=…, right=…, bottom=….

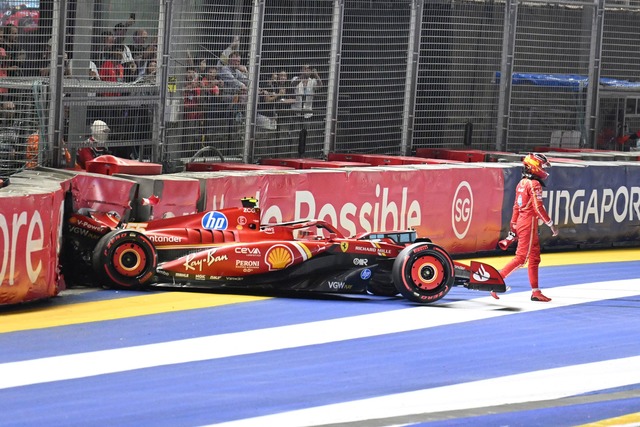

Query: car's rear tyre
left=392, top=243, right=454, bottom=304
left=92, top=230, right=157, bottom=289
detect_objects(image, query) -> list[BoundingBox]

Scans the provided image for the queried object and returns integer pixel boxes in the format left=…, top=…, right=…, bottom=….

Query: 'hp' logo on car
left=202, top=211, right=228, bottom=230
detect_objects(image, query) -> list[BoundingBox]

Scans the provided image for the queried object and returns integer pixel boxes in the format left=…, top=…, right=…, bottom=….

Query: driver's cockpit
left=359, top=230, right=417, bottom=245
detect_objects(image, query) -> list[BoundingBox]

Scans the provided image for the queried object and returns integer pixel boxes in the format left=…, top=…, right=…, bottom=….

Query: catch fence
left=1, top=0, right=639, bottom=174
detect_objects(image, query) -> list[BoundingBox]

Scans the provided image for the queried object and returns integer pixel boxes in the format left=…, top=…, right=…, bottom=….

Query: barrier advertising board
left=201, top=166, right=506, bottom=254
left=0, top=190, right=65, bottom=305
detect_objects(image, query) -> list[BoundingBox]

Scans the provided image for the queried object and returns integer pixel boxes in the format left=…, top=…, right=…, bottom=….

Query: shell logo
left=265, top=244, right=294, bottom=270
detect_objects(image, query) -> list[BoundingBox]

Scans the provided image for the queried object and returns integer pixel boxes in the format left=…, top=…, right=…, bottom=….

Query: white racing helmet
left=90, top=120, right=110, bottom=144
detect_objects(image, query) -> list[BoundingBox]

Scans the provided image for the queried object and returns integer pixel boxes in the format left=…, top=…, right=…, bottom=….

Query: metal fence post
left=157, top=0, right=173, bottom=165
left=401, top=0, right=423, bottom=156
left=48, top=0, right=66, bottom=168
left=244, top=0, right=265, bottom=164
left=324, top=0, right=344, bottom=156
left=584, top=0, right=604, bottom=149
left=496, top=0, right=518, bottom=152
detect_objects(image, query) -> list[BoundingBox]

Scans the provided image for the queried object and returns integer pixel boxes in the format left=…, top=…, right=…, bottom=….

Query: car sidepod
left=153, top=240, right=389, bottom=295
left=155, top=240, right=334, bottom=286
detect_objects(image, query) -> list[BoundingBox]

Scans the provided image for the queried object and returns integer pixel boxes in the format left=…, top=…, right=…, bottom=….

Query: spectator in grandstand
left=99, top=46, right=124, bottom=96
left=112, top=14, right=135, bottom=58
left=137, top=59, right=157, bottom=85
left=200, top=62, right=221, bottom=94
left=143, top=42, right=158, bottom=71
left=3, top=24, right=25, bottom=78
left=75, top=120, right=111, bottom=170
left=184, top=66, right=202, bottom=119
left=201, top=63, right=229, bottom=141
left=182, top=65, right=203, bottom=148
left=130, top=28, right=148, bottom=76
left=275, top=69, right=293, bottom=111
left=217, top=51, right=249, bottom=95
left=218, top=35, right=240, bottom=67
left=231, top=84, right=248, bottom=121
left=217, top=44, right=249, bottom=144
left=97, top=46, right=124, bottom=145
left=289, top=64, right=323, bottom=154
left=36, top=38, right=71, bottom=78
left=93, top=30, right=115, bottom=67
left=274, top=69, right=296, bottom=150
left=198, top=56, right=209, bottom=81
left=276, top=69, right=293, bottom=109
left=226, top=85, right=248, bottom=146
left=291, top=64, right=322, bottom=119
left=130, top=41, right=157, bottom=82
left=89, top=60, right=100, bottom=81
left=257, top=73, right=279, bottom=131
left=114, top=22, right=137, bottom=82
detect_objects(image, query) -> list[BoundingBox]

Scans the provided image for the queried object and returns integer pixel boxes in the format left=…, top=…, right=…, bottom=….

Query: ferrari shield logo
left=340, top=242, right=349, bottom=252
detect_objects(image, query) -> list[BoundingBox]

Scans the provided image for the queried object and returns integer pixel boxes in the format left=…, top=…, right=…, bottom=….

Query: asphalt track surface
left=1, top=249, right=639, bottom=427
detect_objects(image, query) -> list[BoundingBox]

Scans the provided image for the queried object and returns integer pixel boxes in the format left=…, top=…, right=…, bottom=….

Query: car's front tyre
left=92, top=230, right=157, bottom=289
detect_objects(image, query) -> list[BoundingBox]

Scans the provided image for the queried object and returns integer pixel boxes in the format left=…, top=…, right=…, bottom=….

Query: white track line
left=211, top=355, right=640, bottom=427
left=0, top=279, right=638, bottom=390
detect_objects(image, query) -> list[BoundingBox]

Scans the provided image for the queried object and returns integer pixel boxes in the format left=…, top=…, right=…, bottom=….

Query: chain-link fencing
left=3, top=0, right=640, bottom=175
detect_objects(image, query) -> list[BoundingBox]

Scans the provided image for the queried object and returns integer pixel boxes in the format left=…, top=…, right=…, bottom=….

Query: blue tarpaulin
left=495, top=72, right=640, bottom=90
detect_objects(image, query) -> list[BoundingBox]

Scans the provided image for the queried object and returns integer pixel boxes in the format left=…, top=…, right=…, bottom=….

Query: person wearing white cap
left=75, top=120, right=111, bottom=169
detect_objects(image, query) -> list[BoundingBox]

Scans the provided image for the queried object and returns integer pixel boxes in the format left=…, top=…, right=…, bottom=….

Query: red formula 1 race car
left=61, top=198, right=506, bottom=304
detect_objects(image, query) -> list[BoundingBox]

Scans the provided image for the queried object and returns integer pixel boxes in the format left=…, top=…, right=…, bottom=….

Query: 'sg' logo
left=452, top=181, right=473, bottom=239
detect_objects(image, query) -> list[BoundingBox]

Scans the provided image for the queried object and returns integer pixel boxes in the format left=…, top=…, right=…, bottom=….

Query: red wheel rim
left=112, top=243, right=147, bottom=277
left=409, top=255, right=445, bottom=291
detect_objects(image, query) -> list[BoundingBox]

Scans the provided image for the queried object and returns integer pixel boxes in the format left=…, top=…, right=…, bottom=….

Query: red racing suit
left=75, top=137, right=110, bottom=169
left=500, top=177, right=553, bottom=289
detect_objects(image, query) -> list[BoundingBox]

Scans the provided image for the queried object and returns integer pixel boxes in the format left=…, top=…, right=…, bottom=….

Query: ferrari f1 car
left=62, top=198, right=506, bottom=304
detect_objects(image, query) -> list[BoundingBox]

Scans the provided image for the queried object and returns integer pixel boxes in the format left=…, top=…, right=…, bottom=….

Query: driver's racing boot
left=531, top=289, right=552, bottom=302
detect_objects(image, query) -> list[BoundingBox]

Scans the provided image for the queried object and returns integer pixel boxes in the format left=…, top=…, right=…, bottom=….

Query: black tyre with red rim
left=392, top=242, right=454, bottom=304
left=92, top=230, right=157, bottom=289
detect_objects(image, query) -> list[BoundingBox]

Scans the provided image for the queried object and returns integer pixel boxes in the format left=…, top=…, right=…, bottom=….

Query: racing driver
left=76, top=120, right=111, bottom=169
left=500, top=153, right=559, bottom=302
